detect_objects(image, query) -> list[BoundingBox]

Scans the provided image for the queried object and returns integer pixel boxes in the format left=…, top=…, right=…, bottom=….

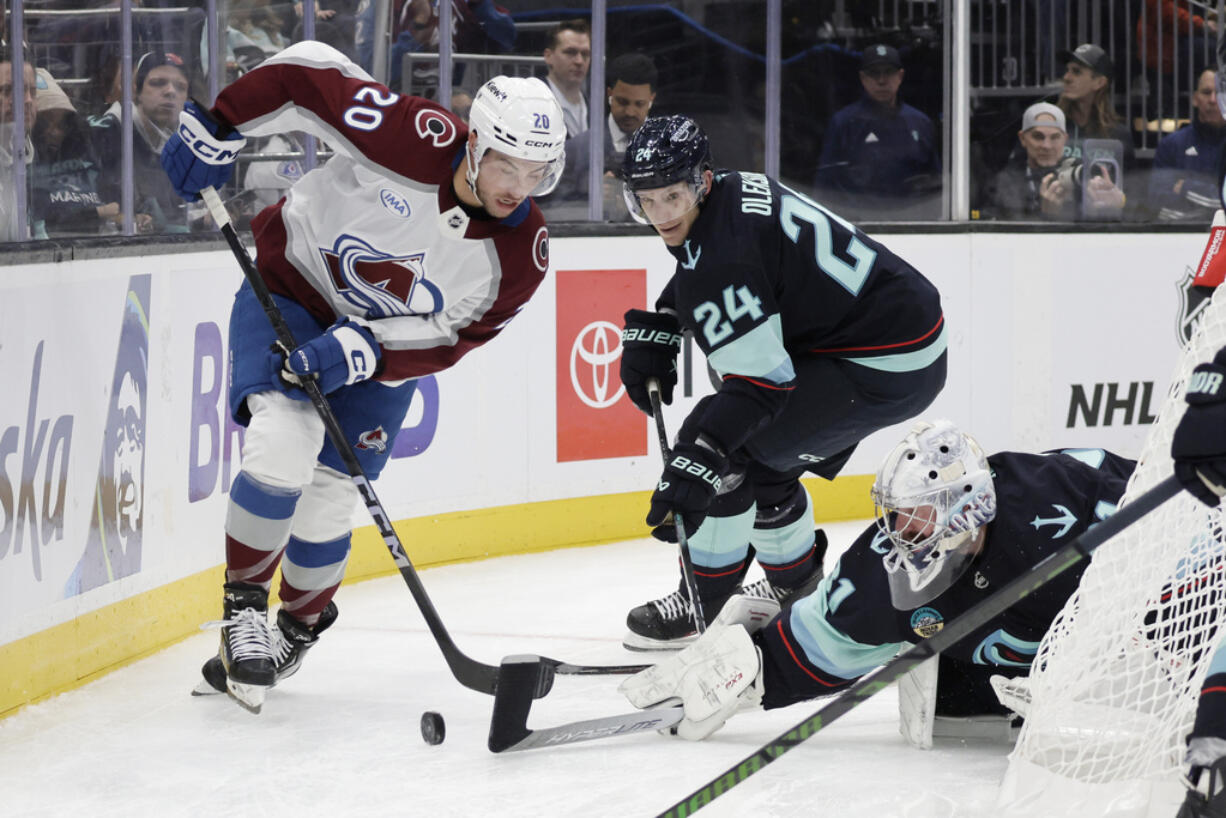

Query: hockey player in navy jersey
left=619, top=419, right=1133, bottom=742
left=160, top=41, right=566, bottom=711
left=1172, top=343, right=1226, bottom=817
left=617, top=114, right=947, bottom=650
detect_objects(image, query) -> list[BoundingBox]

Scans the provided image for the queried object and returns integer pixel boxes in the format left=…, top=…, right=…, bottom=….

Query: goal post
left=996, top=226, right=1226, bottom=817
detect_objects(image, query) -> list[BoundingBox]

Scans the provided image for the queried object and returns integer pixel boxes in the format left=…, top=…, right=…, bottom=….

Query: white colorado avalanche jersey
left=212, top=41, right=550, bottom=380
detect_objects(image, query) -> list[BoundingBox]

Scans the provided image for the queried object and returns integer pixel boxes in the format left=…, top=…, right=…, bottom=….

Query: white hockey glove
left=619, top=594, right=778, bottom=741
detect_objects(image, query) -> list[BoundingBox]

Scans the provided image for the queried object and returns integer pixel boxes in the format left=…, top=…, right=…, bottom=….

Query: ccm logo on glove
left=177, top=122, right=244, bottom=164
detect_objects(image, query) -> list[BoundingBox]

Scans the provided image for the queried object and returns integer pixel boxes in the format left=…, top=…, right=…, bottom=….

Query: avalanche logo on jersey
left=320, top=234, right=444, bottom=318
left=356, top=425, right=388, bottom=453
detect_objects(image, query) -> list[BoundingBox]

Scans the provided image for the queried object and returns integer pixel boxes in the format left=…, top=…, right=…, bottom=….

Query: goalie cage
left=996, top=235, right=1226, bottom=817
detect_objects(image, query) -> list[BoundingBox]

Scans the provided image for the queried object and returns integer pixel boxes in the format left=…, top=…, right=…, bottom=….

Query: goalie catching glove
left=1172, top=346, right=1226, bottom=507
left=619, top=595, right=779, bottom=740
left=160, top=100, right=247, bottom=200
left=620, top=309, right=682, bottom=415
left=273, top=317, right=382, bottom=397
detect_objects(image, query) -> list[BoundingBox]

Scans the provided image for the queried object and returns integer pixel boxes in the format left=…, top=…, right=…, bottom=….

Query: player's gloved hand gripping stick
left=199, top=186, right=666, bottom=752
left=646, top=378, right=708, bottom=636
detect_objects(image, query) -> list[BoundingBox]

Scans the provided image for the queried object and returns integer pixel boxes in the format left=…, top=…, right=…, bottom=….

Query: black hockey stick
left=654, top=474, right=1183, bottom=817
left=200, top=187, right=647, bottom=704
left=488, top=655, right=684, bottom=752
left=647, top=379, right=706, bottom=635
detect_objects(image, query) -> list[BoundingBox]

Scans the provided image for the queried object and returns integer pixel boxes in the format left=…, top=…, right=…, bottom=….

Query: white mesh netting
left=1000, top=278, right=1226, bottom=812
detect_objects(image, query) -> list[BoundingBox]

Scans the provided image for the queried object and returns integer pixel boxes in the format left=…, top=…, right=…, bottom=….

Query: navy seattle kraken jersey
left=655, top=171, right=945, bottom=453
left=768, top=449, right=1134, bottom=690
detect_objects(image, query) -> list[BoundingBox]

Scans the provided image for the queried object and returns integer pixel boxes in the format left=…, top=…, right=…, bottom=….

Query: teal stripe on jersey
left=708, top=315, right=795, bottom=383
left=840, top=324, right=948, bottom=373
left=750, top=491, right=814, bottom=564
left=788, top=573, right=905, bottom=679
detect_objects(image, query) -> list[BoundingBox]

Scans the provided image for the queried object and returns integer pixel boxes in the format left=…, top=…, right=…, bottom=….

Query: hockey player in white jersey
left=160, top=41, right=565, bottom=711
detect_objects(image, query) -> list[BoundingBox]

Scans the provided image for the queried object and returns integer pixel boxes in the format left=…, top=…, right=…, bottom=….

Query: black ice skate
left=192, top=582, right=276, bottom=713
left=1180, top=757, right=1226, bottom=818
left=741, top=533, right=828, bottom=607
left=195, top=600, right=338, bottom=699
left=623, top=586, right=739, bottom=652
left=270, top=601, right=339, bottom=683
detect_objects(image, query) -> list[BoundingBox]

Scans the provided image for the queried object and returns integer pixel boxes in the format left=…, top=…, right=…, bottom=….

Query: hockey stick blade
left=654, top=475, right=1183, bottom=816
left=488, top=655, right=683, bottom=753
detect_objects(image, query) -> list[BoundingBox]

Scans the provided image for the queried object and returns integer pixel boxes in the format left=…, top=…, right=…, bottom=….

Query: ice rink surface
left=0, top=521, right=1016, bottom=817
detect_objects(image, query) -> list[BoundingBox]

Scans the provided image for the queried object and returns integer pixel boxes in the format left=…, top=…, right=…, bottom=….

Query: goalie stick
left=647, top=378, right=706, bottom=635
left=653, top=474, right=1183, bottom=817
left=200, top=187, right=648, bottom=711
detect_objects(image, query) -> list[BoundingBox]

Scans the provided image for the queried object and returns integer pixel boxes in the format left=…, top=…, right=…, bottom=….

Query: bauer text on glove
left=620, top=309, right=682, bottom=415
left=1172, top=347, right=1226, bottom=507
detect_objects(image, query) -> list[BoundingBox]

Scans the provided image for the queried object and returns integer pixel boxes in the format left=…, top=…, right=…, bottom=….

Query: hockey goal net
left=997, top=261, right=1226, bottom=816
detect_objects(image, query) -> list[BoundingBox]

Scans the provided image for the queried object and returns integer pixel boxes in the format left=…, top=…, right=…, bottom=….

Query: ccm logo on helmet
left=178, top=124, right=242, bottom=163
left=524, top=139, right=556, bottom=148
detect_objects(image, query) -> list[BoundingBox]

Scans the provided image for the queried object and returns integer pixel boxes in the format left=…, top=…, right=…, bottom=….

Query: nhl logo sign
left=1177, top=266, right=1213, bottom=347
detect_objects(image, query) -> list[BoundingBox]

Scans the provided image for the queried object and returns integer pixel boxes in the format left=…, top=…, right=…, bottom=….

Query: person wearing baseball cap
left=814, top=42, right=941, bottom=219
left=89, top=51, right=193, bottom=234
left=980, top=101, right=1077, bottom=220
left=1055, top=42, right=1135, bottom=170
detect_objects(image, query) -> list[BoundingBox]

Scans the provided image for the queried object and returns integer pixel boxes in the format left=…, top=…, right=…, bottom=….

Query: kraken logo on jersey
left=320, top=234, right=443, bottom=318
left=971, top=628, right=1040, bottom=667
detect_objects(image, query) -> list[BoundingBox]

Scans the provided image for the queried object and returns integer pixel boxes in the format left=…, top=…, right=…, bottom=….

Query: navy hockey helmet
left=620, top=115, right=712, bottom=225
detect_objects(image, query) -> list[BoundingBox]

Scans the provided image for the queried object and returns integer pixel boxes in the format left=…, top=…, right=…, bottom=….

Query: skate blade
left=191, top=679, right=225, bottom=696
left=225, top=680, right=268, bottom=714
left=621, top=630, right=697, bottom=652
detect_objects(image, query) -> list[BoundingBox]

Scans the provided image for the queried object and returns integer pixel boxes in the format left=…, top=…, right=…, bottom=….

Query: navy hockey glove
left=1172, top=347, right=1226, bottom=507
left=281, top=318, right=382, bottom=396
left=647, top=440, right=727, bottom=537
left=160, top=100, right=246, bottom=200
left=620, top=309, right=682, bottom=415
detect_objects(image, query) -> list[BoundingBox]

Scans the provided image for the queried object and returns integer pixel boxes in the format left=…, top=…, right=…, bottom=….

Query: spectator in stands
left=813, top=44, right=941, bottom=221
left=1138, top=0, right=1218, bottom=81
left=542, top=18, right=591, bottom=138
left=387, top=0, right=516, bottom=91
left=541, top=51, right=656, bottom=220
left=31, top=68, right=113, bottom=236
left=0, top=44, right=46, bottom=241
left=1147, top=68, right=1226, bottom=223
left=231, top=0, right=290, bottom=58
left=92, top=52, right=194, bottom=234
left=1056, top=43, right=1136, bottom=168
left=290, top=0, right=362, bottom=61
left=980, top=102, right=1078, bottom=221
left=450, top=87, right=473, bottom=122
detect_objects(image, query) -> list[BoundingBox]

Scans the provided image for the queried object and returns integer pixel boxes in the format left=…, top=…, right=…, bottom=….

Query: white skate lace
left=741, top=578, right=782, bottom=603
left=650, top=590, right=693, bottom=621
left=206, top=607, right=275, bottom=662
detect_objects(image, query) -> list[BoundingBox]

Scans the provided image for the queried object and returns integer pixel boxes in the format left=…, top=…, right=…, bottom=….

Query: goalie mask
left=872, top=420, right=996, bottom=609
left=620, top=114, right=712, bottom=226
left=466, top=75, right=566, bottom=198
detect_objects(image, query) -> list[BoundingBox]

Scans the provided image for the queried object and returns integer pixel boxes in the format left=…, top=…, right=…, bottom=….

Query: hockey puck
left=420, top=711, right=446, bottom=745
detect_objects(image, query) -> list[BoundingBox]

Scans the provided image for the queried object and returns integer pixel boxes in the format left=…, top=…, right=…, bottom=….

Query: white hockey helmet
left=872, top=419, right=996, bottom=609
left=465, top=75, right=567, bottom=198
